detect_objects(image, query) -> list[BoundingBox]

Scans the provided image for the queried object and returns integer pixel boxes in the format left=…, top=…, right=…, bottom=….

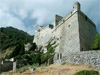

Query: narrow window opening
left=60, top=53, right=62, bottom=59
left=81, top=48, right=83, bottom=51
left=57, top=54, right=59, bottom=59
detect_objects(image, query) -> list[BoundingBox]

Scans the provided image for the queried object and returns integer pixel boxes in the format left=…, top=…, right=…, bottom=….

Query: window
left=81, top=48, right=83, bottom=51
left=57, top=54, right=59, bottom=59
left=60, top=53, right=62, bottom=59
left=85, top=16, right=87, bottom=20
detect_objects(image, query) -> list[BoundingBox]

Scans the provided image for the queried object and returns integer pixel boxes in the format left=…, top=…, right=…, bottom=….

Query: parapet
left=35, top=24, right=54, bottom=32
left=54, top=14, right=63, bottom=27
left=35, top=25, right=44, bottom=32
left=42, top=24, right=54, bottom=30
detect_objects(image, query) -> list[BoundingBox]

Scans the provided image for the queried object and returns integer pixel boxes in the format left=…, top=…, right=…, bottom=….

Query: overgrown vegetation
left=29, top=43, right=36, bottom=51
left=74, top=70, right=99, bottom=75
left=1, top=27, right=58, bottom=66
left=0, top=26, right=33, bottom=51
left=41, top=42, right=58, bottom=63
left=4, top=41, right=57, bottom=66
left=5, top=41, right=25, bottom=59
left=91, top=34, right=100, bottom=50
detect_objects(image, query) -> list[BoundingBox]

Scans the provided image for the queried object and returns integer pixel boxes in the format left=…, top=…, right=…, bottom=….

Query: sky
left=0, top=0, right=100, bottom=35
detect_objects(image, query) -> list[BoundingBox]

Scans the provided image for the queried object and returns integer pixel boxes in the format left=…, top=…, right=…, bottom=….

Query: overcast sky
left=0, top=0, right=100, bottom=35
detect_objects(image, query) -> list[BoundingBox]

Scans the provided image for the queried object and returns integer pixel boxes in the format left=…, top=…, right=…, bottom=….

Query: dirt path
left=2, top=63, right=100, bottom=75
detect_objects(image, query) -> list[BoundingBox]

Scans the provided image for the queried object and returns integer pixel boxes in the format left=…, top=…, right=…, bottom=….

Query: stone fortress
left=33, top=1, right=100, bottom=67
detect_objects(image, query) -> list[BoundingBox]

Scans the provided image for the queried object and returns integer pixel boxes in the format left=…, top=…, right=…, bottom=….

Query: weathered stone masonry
left=33, top=1, right=99, bottom=67
left=54, top=50, right=100, bottom=67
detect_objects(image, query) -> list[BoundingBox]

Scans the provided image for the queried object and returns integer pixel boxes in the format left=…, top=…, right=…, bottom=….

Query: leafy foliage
left=5, top=41, right=25, bottom=59
left=74, top=70, right=99, bottom=75
left=91, top=34, right=100, bottom=50
left=41, top=42, right=58, bottom=63
left=16, top=51, right=42, bottom=65
left=41, top=53, right=54, bottom=63
left=0, top=26, right=33, bottom=51
left=29, top=43, right=37, bottom=51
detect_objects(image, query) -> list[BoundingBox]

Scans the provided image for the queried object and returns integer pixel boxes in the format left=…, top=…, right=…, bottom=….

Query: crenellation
left=54, top=14, right=63, bottom=27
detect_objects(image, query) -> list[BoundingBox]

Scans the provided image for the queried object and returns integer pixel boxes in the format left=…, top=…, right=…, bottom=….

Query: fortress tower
left=33, top=1, right=97, bottom=58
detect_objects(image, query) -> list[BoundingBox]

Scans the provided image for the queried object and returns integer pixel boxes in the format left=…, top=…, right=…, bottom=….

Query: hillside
left=0, top=26, right=33, bottom=58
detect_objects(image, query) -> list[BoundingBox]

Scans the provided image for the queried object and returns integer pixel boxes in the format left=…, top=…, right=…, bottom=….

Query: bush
left=62, top=62, right=66, bottom=65
left=14, top=55, right=22, bottom=60
left=74, top=70, right=99, bottom=75
left=29, top=43, right=37, bottom=51
left=7, top=42, right=25, bottom=59
left=91, top=34, right=100, bottom=50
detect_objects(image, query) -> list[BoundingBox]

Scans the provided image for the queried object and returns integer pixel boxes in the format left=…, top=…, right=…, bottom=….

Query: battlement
left=35, top=25, right=43, bottom=32
left=35, top=24, right=54, bottom=32
left=54, top=14, right=63, bottom=27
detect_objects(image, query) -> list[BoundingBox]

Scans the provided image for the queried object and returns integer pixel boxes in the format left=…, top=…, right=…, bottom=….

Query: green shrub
left=91, top=34, right=100, bottom=50
left=41, top=42, right=58, bottom=64
left=62, top=62, right=66, bottom=65
left=41, top=53, right=53, bottom=63
left=74, top=70, right=99, bottom=75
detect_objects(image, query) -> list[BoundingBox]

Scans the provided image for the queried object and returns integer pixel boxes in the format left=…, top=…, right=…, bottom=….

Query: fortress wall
left=53, top=22, right=65, bottom=53
left=54, top=50, right=100, bottom=67
left=33, top=31, right=40, bottom=45
left=62, top=11, right=80, bottom=53
left=53, top=11, right=81, bottom=53
left=34, top=25, right=53, bottom=46
left=78, top=11, right=97, bottom=51
left=0, top=61, right=13, bottom=73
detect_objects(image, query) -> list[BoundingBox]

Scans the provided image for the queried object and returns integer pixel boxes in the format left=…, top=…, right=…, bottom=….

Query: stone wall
left=0, top=59, right=24, bottom=73
left=0, top=61, right=13, bottom=73
left=78, top=11, right=97, bottom=51
left=54, top=50, right=100, bottom=67
left=33, top=24, right=53, bottom=46
left=52, top=10, right=81, bottom=53
left=62, top=11, right=80, bottom=53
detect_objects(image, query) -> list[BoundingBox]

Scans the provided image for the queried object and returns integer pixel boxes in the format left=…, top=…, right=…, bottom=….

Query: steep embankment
left=0, top=26, right=33, bottom=58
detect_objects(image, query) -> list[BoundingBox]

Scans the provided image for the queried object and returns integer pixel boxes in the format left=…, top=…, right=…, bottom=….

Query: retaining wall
left=54, top=50, right=100, bottom=67
left=0, top=61, right=13, bottom=73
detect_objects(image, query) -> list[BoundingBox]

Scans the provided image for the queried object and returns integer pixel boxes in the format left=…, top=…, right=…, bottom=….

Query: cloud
left=0, top=0, right=100, bottom=35
left=0, top=9, right=26, bottom=31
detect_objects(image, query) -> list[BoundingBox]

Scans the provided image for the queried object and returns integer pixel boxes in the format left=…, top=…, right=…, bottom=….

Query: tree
left=29, top=43, right=37, bottom=51
left=91, top=34, right=100, bottom=50
left=8, top=41, right=25, bottom=58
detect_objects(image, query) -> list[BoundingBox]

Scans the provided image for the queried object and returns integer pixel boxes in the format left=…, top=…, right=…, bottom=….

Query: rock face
left=33, top=1, right=99, bottom=66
